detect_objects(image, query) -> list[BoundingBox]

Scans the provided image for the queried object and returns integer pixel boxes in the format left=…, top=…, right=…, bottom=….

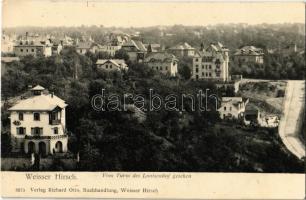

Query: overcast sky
left=2, top=1, right=305, bottom=27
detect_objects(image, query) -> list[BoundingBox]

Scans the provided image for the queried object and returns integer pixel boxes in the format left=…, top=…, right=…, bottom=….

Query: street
left=278, top=80, right=305, bottom=159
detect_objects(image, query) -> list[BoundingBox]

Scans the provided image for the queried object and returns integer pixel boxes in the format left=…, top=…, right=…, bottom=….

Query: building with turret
left=192, top=42, right=229, bottom=82
left=8, top=85, right=68, bottom=156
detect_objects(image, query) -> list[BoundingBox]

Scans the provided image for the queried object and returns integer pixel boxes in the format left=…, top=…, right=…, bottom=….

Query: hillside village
left=1, top=24, right=305, bottom=172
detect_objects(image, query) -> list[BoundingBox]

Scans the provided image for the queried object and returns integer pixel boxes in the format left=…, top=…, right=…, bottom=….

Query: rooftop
left=144, top=52, right=178, bottom=62
left=96, top=59, right=127, bottom=67
left=122, top=40, right=147, bottom=52
left=169, top=42, right=195, bottom=50
left=234, top=46, right=264, bottom=56
left=8, top=93, right=67, bottom=111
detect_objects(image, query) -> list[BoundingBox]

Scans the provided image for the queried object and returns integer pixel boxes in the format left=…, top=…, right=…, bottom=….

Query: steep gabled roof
left=122, top=40, right=147, bottom=52
left=169, top=42, right=195, bottom=50
left=96, top=59, right=127, bottom=68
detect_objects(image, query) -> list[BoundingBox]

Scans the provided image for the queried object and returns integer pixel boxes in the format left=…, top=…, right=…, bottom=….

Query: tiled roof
left=122, top=40, right=147, bottom=52
left=31, top=85, right=45, bottom=91
left=144, top=52, right=178, bottom=63
left=221, top=97, right=248, bottom=108
left=169, top=42, right=195, bottom=50
left=8, top=93, right=67, bottom=111
left=14, top=40, right=45, bottom=47
left=96, top=59, right=127, bottom=68
left=76, top=41, right=96, bottom=49
left=234, top=46, right=264, bottom=56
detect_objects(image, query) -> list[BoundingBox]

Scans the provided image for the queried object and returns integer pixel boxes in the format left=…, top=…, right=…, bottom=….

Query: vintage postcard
left=1, top=0, right=305, bottom=199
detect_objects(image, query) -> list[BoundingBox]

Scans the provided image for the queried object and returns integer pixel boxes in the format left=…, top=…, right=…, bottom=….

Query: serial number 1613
left=16, top=188, right=25, bottom=192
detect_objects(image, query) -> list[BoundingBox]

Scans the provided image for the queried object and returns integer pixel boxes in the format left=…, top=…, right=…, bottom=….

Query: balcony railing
left=50, top=119, right=61, bottom=125
left=25, top=134, right=68, bottom=140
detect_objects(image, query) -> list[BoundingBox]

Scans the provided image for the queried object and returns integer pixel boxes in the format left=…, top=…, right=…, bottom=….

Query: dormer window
left=54, top=127, right=58, bottom=134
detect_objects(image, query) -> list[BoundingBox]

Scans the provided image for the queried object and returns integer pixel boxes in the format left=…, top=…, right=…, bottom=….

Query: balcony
left=25, top=134, right=68, bottom=140
left=50, top=119, right=61, bottom=125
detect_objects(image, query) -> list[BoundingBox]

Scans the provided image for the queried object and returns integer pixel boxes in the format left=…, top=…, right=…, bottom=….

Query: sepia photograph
left=0, top=0, right=305, bottom=199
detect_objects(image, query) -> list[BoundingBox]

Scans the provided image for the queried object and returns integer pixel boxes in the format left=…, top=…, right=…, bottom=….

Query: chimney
left=26, top=32, right=28, bottom=40
left=51, top=92, right=54, bottom=98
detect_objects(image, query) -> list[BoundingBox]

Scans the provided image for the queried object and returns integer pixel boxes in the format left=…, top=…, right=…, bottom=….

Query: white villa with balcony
left=8, top=85, right=68, bottom=156
left=218, top=97, right=249, bottom=120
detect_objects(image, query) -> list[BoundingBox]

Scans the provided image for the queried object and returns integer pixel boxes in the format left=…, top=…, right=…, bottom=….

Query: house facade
left=167, top=42, right=195, bottom=57
left=144, top=52, right=178, bottom=76
left=13, top=40, right=52, bottom=57
left=234, top=46, right=264, bottom=64
left=218, top=97, right=249, bottom=119
left=192, top=42, right=230, bottom=82
left=76, top=41, right=99, bottom=55
left=8, top=85, right=68, bottom=156
left=96, top=59, right=128, bottom=71
left=1, top=34, right=15, bottom=53
left=121, top=40, right=147, bottom=62
left=98, top=44, right=121, bottom=57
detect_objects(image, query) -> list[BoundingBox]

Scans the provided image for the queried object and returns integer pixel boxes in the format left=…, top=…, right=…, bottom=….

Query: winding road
left=278, top=80, right=305, bottom=159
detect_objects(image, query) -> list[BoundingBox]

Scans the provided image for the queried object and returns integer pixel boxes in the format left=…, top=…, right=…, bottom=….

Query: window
left=32, top=127, right=42, bottom=135
left=224, top=107, right=226, bottom=111
left=105, top=65, right=108, bottom=69
left=205, top=65, right=208, bottom=69
left=156, top=67, right=158, bottom=70
left=202, top=72, right=204, bottom=76
left=195, top=68, right=199, bottom=73
left=209, top=65, right=212, bottom=69
left=160, top=66, right=163, bottom=70
left=33, top=113, right=40, bottom=121
left=230, top=107, right=232, bottom=111
left=206, top=73, right=208, bottom=76
left=17, top=127, right=26, bottom=135
left=26, top=49, right=28, bottom=52
left=19, top=113, right=24, bottom=121
left=20, top=49, right=23, bottom=52
left=209, top=72, right=212, bottom=77
left=54, top=127, right=58, bottom=134
left=195, top=58, right=198, bottom=62
left=31, top=49, right=34, bottom=52
left=165, top=66, right=168, bottom=70
left=110, top=65, right=112, bottom=69
left=202, top=65, right=204, bottom=69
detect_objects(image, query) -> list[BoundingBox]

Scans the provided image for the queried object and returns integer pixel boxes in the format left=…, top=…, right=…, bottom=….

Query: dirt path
left=278, top=80, right=305, bottom=159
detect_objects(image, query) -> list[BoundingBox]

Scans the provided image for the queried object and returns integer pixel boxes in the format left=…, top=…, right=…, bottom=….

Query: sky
left=2, top=1, right=305, bottom=28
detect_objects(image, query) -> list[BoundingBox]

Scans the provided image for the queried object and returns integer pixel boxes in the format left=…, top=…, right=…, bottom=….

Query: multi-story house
left=98, top=44, right=121, bottom=57
left=13, top=40, right=52, bottom=57
left=50, top=39, right=63, bottom=55
left=76, top=41, right=99, bottom=55
left=1, top=34, right=15, bottom=53
left=121, top=40, right=147, bottom=62
left=192, top=42, right=230, bottom=82
left=96, top=59, right=128, bottom=71
left=218, top=97, right=249, bottom=120
left=234, top=46, right=264, bottom=64
left=8, top=85, right=68, bottom=156
left=144, top=44, right=162, bottom=53
left=144, top=52, right=178, bottom=76
left=167, top=42, right=195, bottom=57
